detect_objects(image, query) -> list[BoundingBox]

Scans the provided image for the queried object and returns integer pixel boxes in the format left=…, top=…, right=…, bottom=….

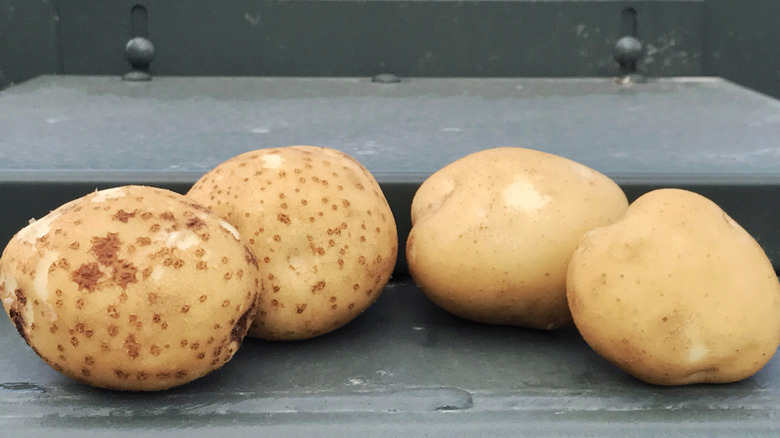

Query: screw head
left=613, top=36, right=643, bottom=64
left=372, top=73, right=401, bottom=84
left=125, top=37, right=155, bottom=67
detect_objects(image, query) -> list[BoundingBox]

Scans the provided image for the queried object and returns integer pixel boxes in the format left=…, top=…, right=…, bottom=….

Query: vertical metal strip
left=52, top=0, right=65, bottom=74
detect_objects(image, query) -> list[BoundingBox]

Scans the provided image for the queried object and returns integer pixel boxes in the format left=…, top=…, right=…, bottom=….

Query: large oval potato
left=567, top=188, right=780, bottom=385
left=188, top=146, right=398, bottom=341
left=407, top=147, right=628, bottom=329
left=0, top=186, right=262, bottom=391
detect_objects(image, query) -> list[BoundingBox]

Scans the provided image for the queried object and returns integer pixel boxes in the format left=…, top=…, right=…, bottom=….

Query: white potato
left=0, top=186, right=261, bottom=391
left=188, top=146, right=397, bottom=341
left=407, top=147, right=628, bottom=329
left=567, top=188, right=780, bottom=385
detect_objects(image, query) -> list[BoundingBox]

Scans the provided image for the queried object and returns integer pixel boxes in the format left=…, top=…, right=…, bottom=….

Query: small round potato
left=567, top=188, right=780, bottom=385
left=0, top=186, right=262, bottom=391
left=407, top=147, right=628, bottom=329
left=188, top=146, right=398, bottom=341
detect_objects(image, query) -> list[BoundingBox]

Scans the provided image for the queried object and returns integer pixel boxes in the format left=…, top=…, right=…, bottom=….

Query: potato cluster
left=2, top=144, right=778, bottom=390
left=0, top=146, right=397, bottom=390
left=406, top=147, right=779, bottom=386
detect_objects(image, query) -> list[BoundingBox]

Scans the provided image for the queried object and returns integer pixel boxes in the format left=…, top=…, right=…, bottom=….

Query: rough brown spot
left=113, top=209, right=136, bottom=223
left=186, top=216, right=206, bottom=230
left=230, top=302, right=257, bottom=343
left=8, top=309, right=27, bottom=342
left=311, top=281, right=326, bottom=293
left=91, top=233, right=122, bottom=265
left=160, top=212, right=175, bottom=222
left=112, top=261, right=138, bottom=289
left=72, top=263, right=103, bottom=291
left=124, top=335, right=140, bottom=358
left=14, top=288, right=26, bottom=306
left=277, top=213, right=291, bottom=225
left=107, top=325, right=119, bottom=337
left=246, top=247, right=259, bottom=267
left=296, top=303, right=307, bottom=314
left=115, top=369, right=130, bottom=379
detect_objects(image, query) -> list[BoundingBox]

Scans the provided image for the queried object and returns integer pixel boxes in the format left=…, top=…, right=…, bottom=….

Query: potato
left=187, top=146, right=398, bottom=341
left=406, top=147, right=628, bottom=329
left=567, top=188, right=780, bottom=385
left=0, top=186, right=262, bottom=391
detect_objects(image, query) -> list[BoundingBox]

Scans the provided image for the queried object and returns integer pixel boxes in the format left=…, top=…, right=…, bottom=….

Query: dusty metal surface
left=0, top=76, right=778, bottom=270
left=1, top=278, right=779, bottom=437
left=3, top=75, right=779, bottom=176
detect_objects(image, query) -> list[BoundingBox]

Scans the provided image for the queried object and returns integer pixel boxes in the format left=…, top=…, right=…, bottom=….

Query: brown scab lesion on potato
left=8, top=307, right=28, bottom=342
left=91, top=233, right=122, bottom=265
left=186, top=216, right=206, bottom=230
left=113, top=209, right=136, bottom=223
left=124, top=334, right=140, bottom=358
left=72, top=263, right=104, bottom=291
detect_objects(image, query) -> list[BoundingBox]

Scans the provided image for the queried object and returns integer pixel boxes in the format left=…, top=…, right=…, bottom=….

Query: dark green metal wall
left=1, top=1, right=779, bottom=99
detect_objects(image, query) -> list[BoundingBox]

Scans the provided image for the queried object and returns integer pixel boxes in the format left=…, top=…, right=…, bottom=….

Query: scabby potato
left=0, top=186, right=262, bottom=391
left=407, top=147, right=628, bottom=329
left=187, top=146, right=398, bottom=341
left=567, top=188, right=780, bottom=385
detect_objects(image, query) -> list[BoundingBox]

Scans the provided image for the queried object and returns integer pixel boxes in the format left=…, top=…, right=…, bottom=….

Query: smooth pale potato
left=0, top=186, right=262, bottom=391
left=406, top=147, right=628, bottom=329
left=188, top=146, right=398, bottom=341
left=567, top=188, right=780, bottom=385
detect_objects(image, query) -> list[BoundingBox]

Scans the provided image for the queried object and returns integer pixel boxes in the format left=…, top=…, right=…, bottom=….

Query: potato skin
left=188, top=146, right=398, bottom=341
left=567, top=188, right=780, bottom=385
left=0, top=186, right=262, bottom=391
left=407, top=147, right=628, bottom=329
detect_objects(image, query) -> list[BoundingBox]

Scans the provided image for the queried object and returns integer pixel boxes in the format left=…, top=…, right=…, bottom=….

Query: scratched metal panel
left=0, top=76, right=777, bottom=270
left=1, top=278, right=779, bottom=437
left=55, top=0, right=703, bottom=78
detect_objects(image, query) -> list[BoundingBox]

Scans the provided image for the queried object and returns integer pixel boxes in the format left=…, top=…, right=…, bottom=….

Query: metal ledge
left=1, top=76, right=778, bottom=269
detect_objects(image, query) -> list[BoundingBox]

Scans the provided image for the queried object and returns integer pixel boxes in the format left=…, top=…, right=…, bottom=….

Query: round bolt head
left=372, top=73, right=401, bottom=84
left=125, top=37, right=155, bottom=66
left=613, top=36, right=643, bottom=63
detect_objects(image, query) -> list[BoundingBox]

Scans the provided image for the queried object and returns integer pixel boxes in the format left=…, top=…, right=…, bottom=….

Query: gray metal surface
left=1, top=278, right=779, bottom=437
left=2, top=75, right=779, bottom=175
left=5, top=0, right=780, bottom=102
left=0, top=76, right=779, bottom=435
left=0, top=76, right=778, bottom=270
